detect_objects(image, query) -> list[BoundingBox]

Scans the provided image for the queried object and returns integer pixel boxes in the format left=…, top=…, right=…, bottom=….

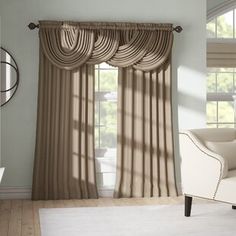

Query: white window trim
left=206, top=69, right=236, bottom=128
left=207, top=3, right=236, bottom=128
left=207, top=38, right=236, bottom=43
left=207, top=0, right=236, bottom=22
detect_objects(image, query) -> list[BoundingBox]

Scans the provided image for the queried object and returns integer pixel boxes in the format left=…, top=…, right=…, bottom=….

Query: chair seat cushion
left=205, top=140, right=236, bottom=170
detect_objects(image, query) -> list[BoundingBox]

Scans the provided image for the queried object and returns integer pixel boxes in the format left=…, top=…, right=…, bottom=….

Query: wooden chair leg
left=185, top=196, right=193, bottom=217
left=232, top=205, right=236, bottom=209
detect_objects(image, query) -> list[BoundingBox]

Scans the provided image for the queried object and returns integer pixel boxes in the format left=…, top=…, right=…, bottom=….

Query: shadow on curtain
left=32, top=21, right=177, bottom=200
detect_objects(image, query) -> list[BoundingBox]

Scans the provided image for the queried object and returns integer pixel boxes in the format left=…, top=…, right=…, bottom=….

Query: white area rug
left=39, top=203, right=236, bottom=236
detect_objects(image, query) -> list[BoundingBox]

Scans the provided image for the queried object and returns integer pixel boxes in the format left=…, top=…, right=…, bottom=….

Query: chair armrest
left=179, top=131, right=228, bottom=199
left=180, top=131, right=228, bottom=178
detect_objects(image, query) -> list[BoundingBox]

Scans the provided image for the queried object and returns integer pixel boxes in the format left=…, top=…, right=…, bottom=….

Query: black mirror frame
left=0, top=47, right=20, bottom=107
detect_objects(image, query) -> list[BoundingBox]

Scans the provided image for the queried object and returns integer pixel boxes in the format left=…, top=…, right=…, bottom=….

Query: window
left=207, top=6, right=236, bottom=128
left=207, top=8, right=236, bottom=38
left=207, top=68, right=236, bottom=128
left=95, top=63, right=118, bottom=190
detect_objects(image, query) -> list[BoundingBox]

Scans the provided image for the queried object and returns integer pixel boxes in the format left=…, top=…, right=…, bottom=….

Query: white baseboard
left=0, top=187, right=32, bottom=199
left=0, top=186, right=180, bottom=200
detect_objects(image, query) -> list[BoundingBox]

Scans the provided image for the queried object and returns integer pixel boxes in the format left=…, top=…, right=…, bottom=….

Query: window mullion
left=216, top=73, right=218, bottom=128
left=215, top=17, right=217, bottom=38
left=233, top=9, right=235, bottom=38
left=98, top=64, right=101, bottom=149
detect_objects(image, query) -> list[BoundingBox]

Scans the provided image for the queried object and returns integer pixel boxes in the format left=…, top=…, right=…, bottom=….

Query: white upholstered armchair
left=0, top=167, right=4, bottom=184
left=179, top=128, right=236, bottom=217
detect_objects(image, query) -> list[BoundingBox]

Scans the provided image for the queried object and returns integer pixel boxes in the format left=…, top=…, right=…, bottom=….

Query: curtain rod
left=27, top=22, right=183, bottom=33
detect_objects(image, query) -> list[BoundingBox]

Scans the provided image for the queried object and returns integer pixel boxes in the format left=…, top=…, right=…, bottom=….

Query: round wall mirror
left=1, top=47, right=19, bottom=107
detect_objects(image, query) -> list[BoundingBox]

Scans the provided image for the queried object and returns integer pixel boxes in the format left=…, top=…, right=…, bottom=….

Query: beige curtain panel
left=32, top=20, right=177, bottom=200
left=114, top=64, right=177, bottom=198
left=32, top=51, right=98, bottom=200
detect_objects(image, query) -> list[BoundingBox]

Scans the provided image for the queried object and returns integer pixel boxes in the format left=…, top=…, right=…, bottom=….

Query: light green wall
left=0, top=0, right=206, bottom=188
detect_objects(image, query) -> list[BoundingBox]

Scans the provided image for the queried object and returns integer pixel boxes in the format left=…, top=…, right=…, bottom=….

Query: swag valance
left=39, top=21, right=174, bottom=71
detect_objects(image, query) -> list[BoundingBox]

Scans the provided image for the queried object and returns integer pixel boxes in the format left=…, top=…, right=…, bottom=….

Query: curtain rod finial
left=28, top=22, right=39, bottom=30
left=173, top=26, right=183, bottom=33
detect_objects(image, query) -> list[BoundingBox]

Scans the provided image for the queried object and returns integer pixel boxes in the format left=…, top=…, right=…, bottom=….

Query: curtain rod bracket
left=28, top=22, right=39, bottom=30
left=173, top=26, right=183, bottom=33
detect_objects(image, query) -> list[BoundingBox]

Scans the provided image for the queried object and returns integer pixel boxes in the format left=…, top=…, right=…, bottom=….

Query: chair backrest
left=190, top=128, right=236, bottom=143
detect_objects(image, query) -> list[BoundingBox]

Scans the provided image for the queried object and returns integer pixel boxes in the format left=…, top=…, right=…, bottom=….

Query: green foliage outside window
left=207, top=9, right=236, bottom=127
left=95, top=64, right=118, bottom=149
left=207, top=69, right=236, bottom=128
left=207, top=10, right=235, bottom=38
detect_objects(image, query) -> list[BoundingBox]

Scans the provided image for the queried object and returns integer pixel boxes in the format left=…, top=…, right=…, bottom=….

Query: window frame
left=207, top=4, right=236, bottom=128
left=94, top=63, right=118, bottom=190
left=207, top=68, right=236, bottom=128
left=207, top=0, right=236, bottom=23
left=207, top=7, right=236, bottom=39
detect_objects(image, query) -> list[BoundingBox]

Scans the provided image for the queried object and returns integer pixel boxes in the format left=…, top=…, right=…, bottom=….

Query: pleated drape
left=32, top=50, right=98, bottom=200
left=114, top=61, right=178, bottom=198
left=32, top=21, right=177, bottom=200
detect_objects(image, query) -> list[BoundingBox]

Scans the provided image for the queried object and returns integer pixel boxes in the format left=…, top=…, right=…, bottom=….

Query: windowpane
left=207, top=68, right=236, bottom=128
left=207, top=102, right=217, bottom=123
left=217, top=73, right=234, bottom=93
left=207, top=20, right=216, bottom=38
left=216, top=68, right=234, bottom=73
left=208, top=68, right=234, bottom=73
left=207, top=73, right=216, bottom=92
left=100, top=101, right=117, bottom=126
left=235, top=9, right=236, bottom=38
left=207, top=124, right=217, bottom=128
left=218, top=124, right=235, bottom=128
left=95, top=101, right=99, bottom=125
left=218, top=101, right=234, bottom=122
left=217, top=10, right=234, bottom=38
left=95, top=62, right=118, bottom=190
left=100, top=126, right=117, bottom=149
left=96, top=173, right=116, bottom=187
left=95, top=127, right=99, bottom=148
left=95, top=70, right=99, bottom=91
left=99, top=70, right=118, bottom=91
left=99, top=62, right=115, bottom=69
